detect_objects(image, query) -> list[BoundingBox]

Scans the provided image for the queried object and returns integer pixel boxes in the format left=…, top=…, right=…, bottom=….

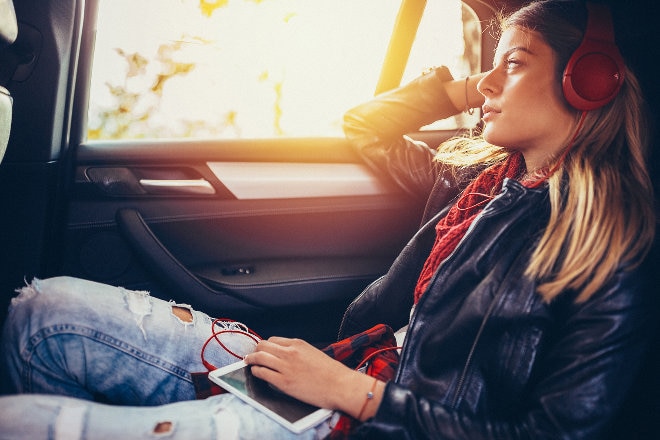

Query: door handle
left=139, top=178, right=215, bottom=195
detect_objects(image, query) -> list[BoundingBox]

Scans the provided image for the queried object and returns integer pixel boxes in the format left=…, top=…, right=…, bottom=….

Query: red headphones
left=562, top=2, right=625, bottom=111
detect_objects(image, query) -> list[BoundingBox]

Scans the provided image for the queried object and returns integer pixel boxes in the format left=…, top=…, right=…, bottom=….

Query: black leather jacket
left=339, top=67, right=654, bottom=439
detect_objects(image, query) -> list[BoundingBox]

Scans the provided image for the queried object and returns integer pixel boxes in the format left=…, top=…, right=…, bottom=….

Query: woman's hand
left=244, top=336, right=384, bottom=420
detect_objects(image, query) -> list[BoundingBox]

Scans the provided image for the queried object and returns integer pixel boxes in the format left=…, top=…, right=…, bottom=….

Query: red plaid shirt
left=193, top=323, right=400, bottom=438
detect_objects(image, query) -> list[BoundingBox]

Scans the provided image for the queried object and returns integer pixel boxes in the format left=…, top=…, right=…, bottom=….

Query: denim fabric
left=0, top=277, right=331, bottom=438
left=0, top=393, right=333, bottom=439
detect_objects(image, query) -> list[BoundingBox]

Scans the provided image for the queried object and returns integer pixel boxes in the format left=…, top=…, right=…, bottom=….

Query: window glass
left=87, top=0, right=479, bottom=140
left=402, top=2, right=482, bottom=130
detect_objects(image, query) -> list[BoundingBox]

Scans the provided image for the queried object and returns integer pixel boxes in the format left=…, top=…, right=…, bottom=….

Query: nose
left=477, top=68, right=498, bottom=97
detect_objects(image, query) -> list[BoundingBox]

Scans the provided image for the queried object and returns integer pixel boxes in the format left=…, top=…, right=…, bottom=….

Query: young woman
left=0, top=1, right=655, bottom=438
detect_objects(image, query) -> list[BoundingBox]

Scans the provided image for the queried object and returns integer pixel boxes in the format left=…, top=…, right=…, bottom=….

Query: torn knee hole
left=172, top=306, right=193, bottom=323
left=153, top=421, right=173, bottom=433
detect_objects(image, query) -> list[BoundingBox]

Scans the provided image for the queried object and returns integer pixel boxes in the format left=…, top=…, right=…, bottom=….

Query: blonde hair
left=529, top=68, right=654, bottom=302
left=435, top=2, right=655, bottom=303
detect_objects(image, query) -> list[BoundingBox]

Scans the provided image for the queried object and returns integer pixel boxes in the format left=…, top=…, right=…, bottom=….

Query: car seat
left=0, top=0, right=17, bottom=163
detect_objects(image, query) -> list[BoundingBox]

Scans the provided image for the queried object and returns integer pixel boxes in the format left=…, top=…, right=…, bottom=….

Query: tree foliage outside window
left=87, top=0, right=475, bottom=141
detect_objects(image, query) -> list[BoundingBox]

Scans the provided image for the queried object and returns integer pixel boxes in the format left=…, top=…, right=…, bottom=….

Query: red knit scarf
left=413, top=152, right=526, bottom=303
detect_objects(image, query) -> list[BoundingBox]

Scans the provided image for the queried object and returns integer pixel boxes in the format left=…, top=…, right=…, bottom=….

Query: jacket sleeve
left=342, top=66, right=462, bottom=202
left=352, top=266, right=656, bottom=440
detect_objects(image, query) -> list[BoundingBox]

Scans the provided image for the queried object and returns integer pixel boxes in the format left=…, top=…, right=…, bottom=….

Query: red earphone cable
left=201, top=318, right=262, bottom=371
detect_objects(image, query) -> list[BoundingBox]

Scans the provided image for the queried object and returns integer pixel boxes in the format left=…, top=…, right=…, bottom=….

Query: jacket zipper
left=396, top=207, right=489, bottom=384
left=400, top=206, right=493, bottom=404
left=449, top=241, right=537, bottom=407
left=399, top=182, right=535, bottom=405
left=450, top=294, right=499, bottom=408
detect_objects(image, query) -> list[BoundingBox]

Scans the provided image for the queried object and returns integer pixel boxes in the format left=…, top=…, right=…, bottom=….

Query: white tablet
left=208, top=360, right=333, bottom=433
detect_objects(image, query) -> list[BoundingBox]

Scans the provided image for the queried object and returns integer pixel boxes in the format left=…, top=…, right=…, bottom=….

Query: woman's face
left=477, top=26, right=577, bottom=171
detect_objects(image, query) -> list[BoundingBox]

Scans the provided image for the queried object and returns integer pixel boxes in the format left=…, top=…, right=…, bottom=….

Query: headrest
left=0, top=0, right=17, bottom=48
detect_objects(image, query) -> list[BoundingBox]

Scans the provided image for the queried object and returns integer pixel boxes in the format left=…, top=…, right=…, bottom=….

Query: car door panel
left=62, top=137, right=430, bottom=340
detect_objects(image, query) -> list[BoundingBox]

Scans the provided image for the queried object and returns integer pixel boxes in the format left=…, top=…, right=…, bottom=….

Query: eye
left=506, top=58, right=521, bottom=69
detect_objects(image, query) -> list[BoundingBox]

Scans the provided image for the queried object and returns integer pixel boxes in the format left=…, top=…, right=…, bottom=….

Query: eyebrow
left=493, top=46, right=534, bottom=67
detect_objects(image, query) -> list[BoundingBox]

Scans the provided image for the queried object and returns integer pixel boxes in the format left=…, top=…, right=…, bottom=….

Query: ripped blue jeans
left=0, top=277, right=334, bottom=439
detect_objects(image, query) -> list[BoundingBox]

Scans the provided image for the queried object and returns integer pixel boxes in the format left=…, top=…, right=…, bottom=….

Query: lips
left=481, top=104, right=500, bottom=121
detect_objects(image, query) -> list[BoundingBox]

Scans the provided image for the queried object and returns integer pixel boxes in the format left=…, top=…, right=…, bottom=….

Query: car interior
left=0, top=0, right=658, bottom=437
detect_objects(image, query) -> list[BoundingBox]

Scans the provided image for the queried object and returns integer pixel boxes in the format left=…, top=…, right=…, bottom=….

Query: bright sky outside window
left=87, top=0, right=473, bottom=140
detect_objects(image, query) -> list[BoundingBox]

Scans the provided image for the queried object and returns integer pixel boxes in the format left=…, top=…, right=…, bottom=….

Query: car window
left=87, top=0, right=480, bottom=141
left=403, top=2, right=482, bottom=131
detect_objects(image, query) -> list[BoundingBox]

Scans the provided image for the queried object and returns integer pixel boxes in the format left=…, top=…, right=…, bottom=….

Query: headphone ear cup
left=562, top=3, right=625, bottom=111
left=563, top=41, right=624, bottom=111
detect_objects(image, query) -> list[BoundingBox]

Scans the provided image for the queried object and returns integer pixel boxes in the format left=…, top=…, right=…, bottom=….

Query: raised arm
left=342, top=66, right=485, bottom=200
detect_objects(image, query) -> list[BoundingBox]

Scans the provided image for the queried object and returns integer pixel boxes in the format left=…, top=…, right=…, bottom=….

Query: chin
left=482, top=128, right=503, bottom=146
left=482, top=128, right=516, bottom=149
